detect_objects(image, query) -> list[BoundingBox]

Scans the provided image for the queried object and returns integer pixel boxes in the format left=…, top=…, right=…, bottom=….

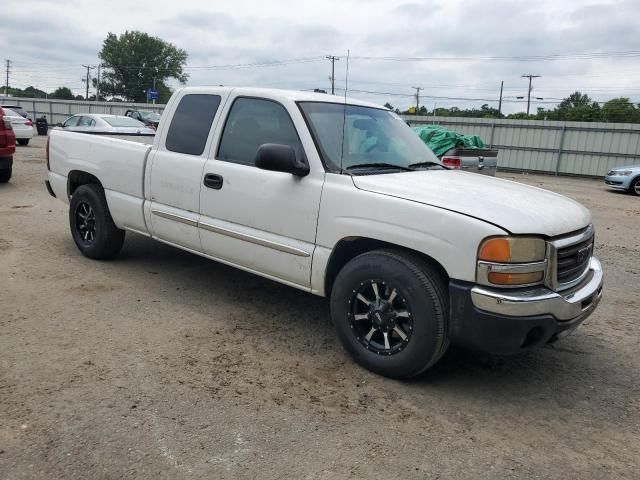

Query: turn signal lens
left=479, top=238, right=511, bottom=262
left=488, top=271, right=544, bottom=285
left=478, top=237, right=546, bottom=263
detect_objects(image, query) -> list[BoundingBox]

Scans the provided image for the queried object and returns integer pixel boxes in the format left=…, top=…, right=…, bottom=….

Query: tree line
left=386, top=91, right=640, bottom=123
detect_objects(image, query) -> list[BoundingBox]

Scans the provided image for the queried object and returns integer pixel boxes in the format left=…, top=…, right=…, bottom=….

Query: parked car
left=58, top=114, right=155, bottom=135
left=413, top=125, right=498, bottom=176
left=1, top=104, right=29, bottom=119
left=124, top=109, right=161, bottom=129
left=0, top=107, right=16, bottom=182
left=1, top=108, right=34, bottom=146
left=604, top=165, right=640, bottom=196
left=45, top=87, right=603, bottom=378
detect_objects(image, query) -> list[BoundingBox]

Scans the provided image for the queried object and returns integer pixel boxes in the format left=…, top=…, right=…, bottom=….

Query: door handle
left=204, top=173, right=223, bottom=190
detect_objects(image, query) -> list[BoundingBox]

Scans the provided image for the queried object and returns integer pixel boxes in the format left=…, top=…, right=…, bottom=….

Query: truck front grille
left=556, top=235, right=593, bottom=285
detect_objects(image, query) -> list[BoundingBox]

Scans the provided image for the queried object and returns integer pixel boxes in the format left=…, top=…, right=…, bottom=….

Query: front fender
left=311, top=175, right=506, bottom=295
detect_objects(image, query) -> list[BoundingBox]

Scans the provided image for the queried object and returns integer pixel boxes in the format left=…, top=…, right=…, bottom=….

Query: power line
left=334, top=87, right=570, bottom=105
left=346, top=50, right=640, bottom=62
left=12, top=49, right=640, bottom=67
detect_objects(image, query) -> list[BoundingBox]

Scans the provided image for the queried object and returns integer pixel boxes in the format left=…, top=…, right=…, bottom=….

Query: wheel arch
left=67, top=170, right=102, bottom=199
left=323, top=236, right=450, bottom=297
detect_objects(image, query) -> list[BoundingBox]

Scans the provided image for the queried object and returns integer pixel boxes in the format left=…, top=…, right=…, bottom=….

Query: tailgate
left=448, top=148, right=498, bottom=176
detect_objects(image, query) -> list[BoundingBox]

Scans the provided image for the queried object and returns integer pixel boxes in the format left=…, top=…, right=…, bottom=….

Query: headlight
left=612, top=170, right=632, bottom=176
left=477, top=236, right=547, bottom=287
left=478, top=236, right=545, bottom=263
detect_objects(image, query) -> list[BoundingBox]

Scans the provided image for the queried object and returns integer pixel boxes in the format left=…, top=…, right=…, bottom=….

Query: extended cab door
left=198, top=95, right=324, bottom=289
left=147, top=90, right=228, bottom=251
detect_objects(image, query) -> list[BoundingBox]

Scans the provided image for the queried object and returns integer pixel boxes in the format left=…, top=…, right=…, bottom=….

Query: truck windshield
left=299, top=102, right=441, bottom=173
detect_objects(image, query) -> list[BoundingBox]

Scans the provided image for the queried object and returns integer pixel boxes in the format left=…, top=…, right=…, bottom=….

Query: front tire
left=330, top=249, right=449, bottom=378
left=629, top=177, right=640, bottom=196
left=69, top=184, right=125, bottom=259
left=17, top=139, right=29, bottom=146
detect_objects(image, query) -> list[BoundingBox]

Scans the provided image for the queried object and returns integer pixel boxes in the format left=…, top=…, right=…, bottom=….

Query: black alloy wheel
left=349, top=279, right=413, bottom=355
left=75, top=201, right=97, bottom=244
left=68, top=184, right=125, bottom=259
left=330, top=249, right=449, bottom=378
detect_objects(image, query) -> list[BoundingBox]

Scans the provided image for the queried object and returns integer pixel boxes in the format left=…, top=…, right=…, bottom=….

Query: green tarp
left=412, top=125, right=486, bottom=157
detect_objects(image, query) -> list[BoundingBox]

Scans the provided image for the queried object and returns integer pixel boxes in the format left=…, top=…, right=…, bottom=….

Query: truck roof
left=176, top=86, right=385, bottom=109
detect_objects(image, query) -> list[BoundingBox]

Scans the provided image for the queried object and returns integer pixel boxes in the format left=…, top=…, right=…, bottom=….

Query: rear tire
left=69, top=184, right=125, bottom=259
left=0, top=167, right=11, bottom=183
left=17, top=139, right=29, bottom=146
left=330, top=249, right=449, bottom=378
left=629, top=177, right=640, bottom=196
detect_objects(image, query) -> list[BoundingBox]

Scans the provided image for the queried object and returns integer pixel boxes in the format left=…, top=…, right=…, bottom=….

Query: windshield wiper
left=407, top=161, right=443, bottom=170
left=346, top=163, right=412, bottom=172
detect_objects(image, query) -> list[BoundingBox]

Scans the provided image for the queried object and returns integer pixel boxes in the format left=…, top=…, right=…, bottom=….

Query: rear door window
left=165, top=94, right=221, bottom=155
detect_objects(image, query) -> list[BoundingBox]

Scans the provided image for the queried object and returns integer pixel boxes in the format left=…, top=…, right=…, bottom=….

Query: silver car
left=604, top=165, right=640, bottom=196
left=59, top=114, right=155, bottom=135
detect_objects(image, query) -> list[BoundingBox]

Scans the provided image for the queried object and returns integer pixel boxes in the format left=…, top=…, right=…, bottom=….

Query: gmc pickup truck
left=45, top=87, right=603, bottom=378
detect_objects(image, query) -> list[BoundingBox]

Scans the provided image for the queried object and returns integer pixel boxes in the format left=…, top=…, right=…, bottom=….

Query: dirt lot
left=1, top=136, right=639, bottom=479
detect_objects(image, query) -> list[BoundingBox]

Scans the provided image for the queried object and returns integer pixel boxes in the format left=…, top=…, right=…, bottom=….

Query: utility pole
left=521, top=74, right=541, bottom=116
left=4, top=60, right=10, bottom=98
left=82, top=64, right=95, bottom=100
left=96, top=64, right=101, bottom=101
left=498, top=80, right=504, bottom=116
left=326, top=55, right=339, bottom=95
left=412, top=86, right=422, bottom=116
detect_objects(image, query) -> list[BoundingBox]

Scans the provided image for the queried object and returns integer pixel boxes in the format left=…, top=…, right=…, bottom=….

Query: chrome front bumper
left=470, top=257, right=603, bottom=321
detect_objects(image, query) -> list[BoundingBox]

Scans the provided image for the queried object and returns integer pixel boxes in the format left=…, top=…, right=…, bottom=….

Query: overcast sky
left=3, top=0, right=640, bottom=113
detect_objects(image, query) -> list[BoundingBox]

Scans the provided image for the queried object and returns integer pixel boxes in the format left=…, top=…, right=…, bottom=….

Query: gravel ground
left=1, top=136, right=639, bottom=479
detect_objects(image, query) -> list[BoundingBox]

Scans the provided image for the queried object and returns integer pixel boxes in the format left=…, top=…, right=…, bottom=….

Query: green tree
left=50, top=87, right=75, bottom=100
left=557, top=91, right=591, bottom=110
left=601, top=97, right=640, bottom=123
left=98, top=31, right=188, bottom=103
left=544, top=91, right=602, bottom=121
left=23, top=86, right=47, bottom=98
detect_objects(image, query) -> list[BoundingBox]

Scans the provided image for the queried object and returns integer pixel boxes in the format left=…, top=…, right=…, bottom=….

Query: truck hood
left=351, top=170, right=591, bottom=237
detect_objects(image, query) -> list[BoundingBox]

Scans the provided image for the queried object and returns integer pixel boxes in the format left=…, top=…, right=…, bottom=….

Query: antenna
left=339, top=50, right=350, bottom=174
left=344, top=50, right=350, bottom=101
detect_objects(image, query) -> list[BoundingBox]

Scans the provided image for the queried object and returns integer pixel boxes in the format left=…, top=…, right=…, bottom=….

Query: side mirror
left=55, top=123, right=63, bottom=127
left=255, top=143, right=309, bottom=177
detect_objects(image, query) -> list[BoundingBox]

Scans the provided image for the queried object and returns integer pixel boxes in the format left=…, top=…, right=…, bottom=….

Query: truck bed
left=47, top=129, right=153, bottom=234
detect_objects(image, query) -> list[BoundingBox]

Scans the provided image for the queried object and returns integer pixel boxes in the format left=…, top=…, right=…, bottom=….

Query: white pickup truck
left=45, top=87, right=603, bottom=378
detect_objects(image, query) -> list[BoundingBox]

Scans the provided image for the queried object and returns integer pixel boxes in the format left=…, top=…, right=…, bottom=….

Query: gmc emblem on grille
left=577, top=245, right=592, bottom=263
